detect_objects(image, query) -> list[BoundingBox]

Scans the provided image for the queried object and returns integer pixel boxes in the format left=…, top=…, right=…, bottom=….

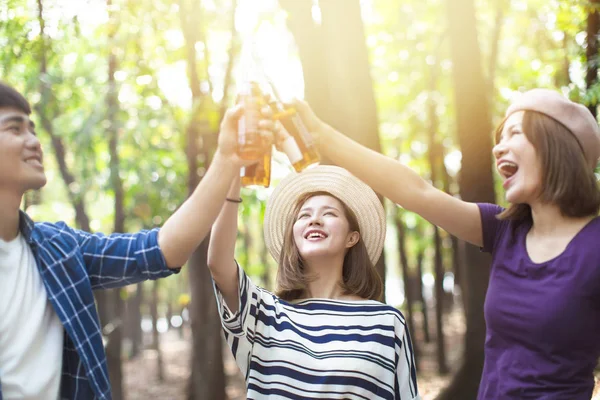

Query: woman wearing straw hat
left=207, top=165, right=420, bottom=399
left=289, top=89, right=600, bottom=399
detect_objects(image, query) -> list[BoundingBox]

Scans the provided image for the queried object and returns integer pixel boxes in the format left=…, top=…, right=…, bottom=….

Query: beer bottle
left=275, top=125, right=303, bottom=169
left=241, top=145, right=272, bottom=188
left=266, top=89, right=320, bottom=172
left=237, top=81, right=270, bottom=160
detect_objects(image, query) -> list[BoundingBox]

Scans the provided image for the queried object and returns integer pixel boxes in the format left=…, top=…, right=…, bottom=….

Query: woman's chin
left=504, top=188, right=522, bottom=204
left=299, top=249, right=336, bottom=262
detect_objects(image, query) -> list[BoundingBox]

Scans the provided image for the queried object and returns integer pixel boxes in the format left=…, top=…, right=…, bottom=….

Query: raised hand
left=288, top=98, right=327, bottom=143
left=215, top=104, right=276, bottom=167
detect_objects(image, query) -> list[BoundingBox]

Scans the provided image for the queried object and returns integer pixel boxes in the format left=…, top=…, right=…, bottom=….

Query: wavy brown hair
left=495, top=110, right=600, bottom=221
left=275, top=191, right=383, bottom=302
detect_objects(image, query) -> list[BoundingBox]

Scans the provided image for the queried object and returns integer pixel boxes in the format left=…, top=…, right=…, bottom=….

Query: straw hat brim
left=263, top=165, right=386, bottom=266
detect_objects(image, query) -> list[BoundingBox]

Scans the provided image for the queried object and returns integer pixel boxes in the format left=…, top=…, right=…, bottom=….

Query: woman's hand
left=289, top=98, right=328, bottom=148
left=215, top=104, right=276, bottom=167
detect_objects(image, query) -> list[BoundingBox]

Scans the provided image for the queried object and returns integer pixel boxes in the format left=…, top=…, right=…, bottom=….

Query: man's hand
left=215, top=104, right=276, bottom=167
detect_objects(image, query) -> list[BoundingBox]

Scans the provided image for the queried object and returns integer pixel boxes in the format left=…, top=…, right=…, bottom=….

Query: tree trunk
left=557, top=32, right=572, bottom=87
left=187, top=240, right=226, bottom=400
left=416, top=250, right=430, bottom=343
left=242, top=223, right=251, bottom=277
left=432, top=223, right=448, bottom=374
left=394, top=214, right=419, bottom=370
left=150, top=280, right=164, bottom=381
left=487, top=0, right=508, bottom=100
left=426, top=59, right=448, bottom=375
left=35, top=0, right=91, bottom=232
left=105, top=290, right=124, bottom=400
left=440, top=152, right=461, bottom=294
left=105, top=0, right=125, bottom=396
left=279, top=0, right=330, bottom=122
left=219, top=0, right=239, bottom=121
left=126, top=283, right=143, bottom=359
left=437, top=0, right=496, bottom=398
left=586, top=0, right=600, bottom=117
left=282, top=0, right=387, bottom=291
left=259, top=206, right=272, bottom=289
left=179, top=0, right=227, bottom=398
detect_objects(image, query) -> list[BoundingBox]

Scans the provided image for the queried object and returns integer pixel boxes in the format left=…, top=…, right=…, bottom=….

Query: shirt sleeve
left=64, top=223, right=179, bottom=289
left=212, top=262, right=260, bottom=338
left=395, top=319, right=421, bottom=399
left=477, top=203, right=506, bottom=254
left=212, top=262, right=263, bottom=379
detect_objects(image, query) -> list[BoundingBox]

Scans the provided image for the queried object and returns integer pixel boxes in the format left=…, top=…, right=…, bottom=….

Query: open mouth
left=497, top=160, right=518, bottom=180
left=304, top=230, right=328, bottom=241
left=25, top=157, right=43, bottom=166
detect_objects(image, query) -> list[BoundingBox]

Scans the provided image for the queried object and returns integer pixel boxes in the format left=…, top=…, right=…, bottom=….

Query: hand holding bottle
left=267, top=94, right=320, bottom=171
left=216, top=103, right=275, bottom=169
left=286, top=98, right=328, bottom=150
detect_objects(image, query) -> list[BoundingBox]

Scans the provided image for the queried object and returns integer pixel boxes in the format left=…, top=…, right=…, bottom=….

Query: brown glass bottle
left=269, top=99, right=320, bottom=172
left=241, top=145, right=272, bottom=187
left=237, top=81, right=270, bottom=160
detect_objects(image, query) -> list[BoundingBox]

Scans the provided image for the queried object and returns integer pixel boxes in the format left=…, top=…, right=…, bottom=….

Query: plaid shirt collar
left=19, top=210, right=37, bottom=244
left=2, top=211, right=176, bottom=400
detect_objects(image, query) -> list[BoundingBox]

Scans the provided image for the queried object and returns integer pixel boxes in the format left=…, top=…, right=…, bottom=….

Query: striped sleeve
left=212, top=262, right=261, bottom=380
left=213, top=262, right=259, bottom=337
left=395, top=316, right=420, bottom=399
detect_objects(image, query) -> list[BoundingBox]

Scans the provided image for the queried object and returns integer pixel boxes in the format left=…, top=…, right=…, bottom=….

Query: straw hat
left=263, top=165, right=386, bottom=265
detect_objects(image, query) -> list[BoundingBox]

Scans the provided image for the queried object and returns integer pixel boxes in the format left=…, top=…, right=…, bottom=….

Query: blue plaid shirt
left=0, top=212, right=179, bottom=400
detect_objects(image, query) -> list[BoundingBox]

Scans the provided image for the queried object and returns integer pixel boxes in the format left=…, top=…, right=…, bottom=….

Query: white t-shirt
left=0, top=233, right=64, bottom=399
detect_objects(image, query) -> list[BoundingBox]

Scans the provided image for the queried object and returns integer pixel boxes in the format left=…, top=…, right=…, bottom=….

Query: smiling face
left=0, top=107, right=46, bottom=194
left=275, top=190, right=383, bottom=302
left=292, top=194, right=360, bottom=263
left=493, top=111, right=543, bottom=205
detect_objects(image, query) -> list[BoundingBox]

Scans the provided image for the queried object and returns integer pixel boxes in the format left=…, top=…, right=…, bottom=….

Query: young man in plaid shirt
left=0, top=82, right=274, bottom=399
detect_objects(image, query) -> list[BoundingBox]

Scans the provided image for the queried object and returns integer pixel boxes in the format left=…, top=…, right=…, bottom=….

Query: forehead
left=300, top=194, right=344, bottom=209
left=502, top=111, right=525, bottom=132
left=505, top=110, right=524, bottom=126
left=0, top=107, right=31, bottom=123
left=497, top=110, right=525, bottom=142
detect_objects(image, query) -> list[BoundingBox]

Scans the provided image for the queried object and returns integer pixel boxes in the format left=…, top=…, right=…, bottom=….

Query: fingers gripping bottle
left=267, top=87, right=320, bottom=172
left=238, top=81, right=272, bottom=187
left=237, top=81, right=270, bottom=160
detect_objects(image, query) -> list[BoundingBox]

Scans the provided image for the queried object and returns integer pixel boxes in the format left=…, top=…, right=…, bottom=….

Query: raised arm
left=294, top=100, right=483, bottom=247
left=207, top=176, right=242, bottom=313
left=158, top=105, right=275, bottom=268
left=158, top=151, right=239, bottom=268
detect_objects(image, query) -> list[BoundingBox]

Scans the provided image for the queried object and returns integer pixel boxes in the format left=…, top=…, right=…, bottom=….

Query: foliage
left=1, top=0, right=598, bottom=392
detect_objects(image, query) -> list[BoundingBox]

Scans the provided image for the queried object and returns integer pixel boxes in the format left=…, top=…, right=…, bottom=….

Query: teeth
left=499, top=161, right=517, bottom=168
left=498, top=161, right=518, bottom=178
left=307, top=232, right=325, bottom=239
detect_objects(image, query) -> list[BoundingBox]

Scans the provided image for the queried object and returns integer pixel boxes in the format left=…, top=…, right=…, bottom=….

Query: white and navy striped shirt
left=214, top=265, right=420, bottom=399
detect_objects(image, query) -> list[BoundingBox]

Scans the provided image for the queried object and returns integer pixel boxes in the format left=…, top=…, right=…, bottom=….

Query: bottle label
left=240, top=97, right=261, bottom=135
left=281, top=136, right=303, bottom=164
left=289, top=115, right=314, bottom=147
